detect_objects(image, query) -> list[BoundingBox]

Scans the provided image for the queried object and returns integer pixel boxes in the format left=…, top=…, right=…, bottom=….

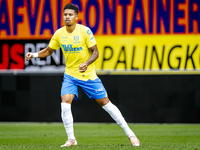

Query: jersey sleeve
left=85, top=27, right=97, bottom=48
left=49, top=30, right=60, bottom=50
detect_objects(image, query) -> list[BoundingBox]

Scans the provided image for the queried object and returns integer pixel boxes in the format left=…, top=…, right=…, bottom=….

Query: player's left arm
left=79, top=44, right=99, bottom=73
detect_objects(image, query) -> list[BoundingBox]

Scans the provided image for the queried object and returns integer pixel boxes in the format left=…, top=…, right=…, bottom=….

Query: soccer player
left=25, top=3, right=140, bottom=147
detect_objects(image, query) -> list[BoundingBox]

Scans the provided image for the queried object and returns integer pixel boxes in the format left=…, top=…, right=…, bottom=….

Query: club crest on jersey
left=74, top=36, right=79, bottom=41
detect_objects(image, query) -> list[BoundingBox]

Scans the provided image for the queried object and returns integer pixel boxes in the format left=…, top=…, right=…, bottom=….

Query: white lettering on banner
left=36, top=43, right=46, bottom=65
left=63, top=53, right=65, bottom=64
left=51, top=49, right=60, bottom=65
left=25, top=43, right=37, bottom=65
left=24, top=43, right=65, bottom=71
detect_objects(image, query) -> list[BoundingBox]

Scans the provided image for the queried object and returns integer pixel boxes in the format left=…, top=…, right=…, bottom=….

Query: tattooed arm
left=79, top=45, right=99, bottom=73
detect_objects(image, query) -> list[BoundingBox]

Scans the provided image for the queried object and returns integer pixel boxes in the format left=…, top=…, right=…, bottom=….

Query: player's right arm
left=26, top=29, right=60, bottom=61
left=25, top=46, right=55, bottom=61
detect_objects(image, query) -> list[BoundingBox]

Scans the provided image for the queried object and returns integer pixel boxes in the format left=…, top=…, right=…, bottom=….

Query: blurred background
left=0, top=0, right=200, bottom=123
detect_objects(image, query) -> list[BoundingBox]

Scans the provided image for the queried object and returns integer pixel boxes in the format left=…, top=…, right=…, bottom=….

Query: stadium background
left=0, top=0, right=200, bottom=123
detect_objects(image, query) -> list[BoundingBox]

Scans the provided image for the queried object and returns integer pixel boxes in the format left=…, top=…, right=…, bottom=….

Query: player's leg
left=61, top=94, right=75, bottom=139
left=60, top=94, right=77, bottom=147
left=60, top=74, right=78, bottom=147
left=77, top=77, right=140, bottom=146
left=97, top=97, right=132, bottom=135
left=96, top=97, right=140, bottom=146
left=78, top=77, right=134, bottom=137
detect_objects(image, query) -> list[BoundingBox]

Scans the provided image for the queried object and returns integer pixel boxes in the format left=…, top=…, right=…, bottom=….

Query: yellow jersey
left=49, top=24, right=97, bottom=81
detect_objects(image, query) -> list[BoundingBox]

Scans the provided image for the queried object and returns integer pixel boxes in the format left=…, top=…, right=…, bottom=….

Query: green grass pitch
left=0, top=123, right=200, bottom=150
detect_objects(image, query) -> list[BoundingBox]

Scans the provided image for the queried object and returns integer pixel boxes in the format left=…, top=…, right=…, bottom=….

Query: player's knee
left=103, top=98, right=110, bottom=106
left=61, top=94, right=74, bottom=104
left=96, top=97, right=110, bottom=106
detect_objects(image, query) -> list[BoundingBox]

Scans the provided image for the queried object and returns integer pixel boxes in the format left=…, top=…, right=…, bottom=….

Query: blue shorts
left=61, top=73, right=107, bottom=100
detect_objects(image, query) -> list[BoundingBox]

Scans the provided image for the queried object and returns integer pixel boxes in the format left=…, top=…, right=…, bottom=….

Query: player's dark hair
left=63, top=3, right=79, bottom=14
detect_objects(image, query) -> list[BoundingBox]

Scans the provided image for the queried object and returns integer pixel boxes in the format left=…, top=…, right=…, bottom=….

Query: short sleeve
left=49, top=30, right=60, bottom=50
left=85, top=27, right=97, bottom=48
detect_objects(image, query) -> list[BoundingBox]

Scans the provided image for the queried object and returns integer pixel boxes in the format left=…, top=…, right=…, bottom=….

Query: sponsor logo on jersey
left=90, top=36, right=95, bottom=42
left=61, top=37, right=68, bottom=41
left=87, top=29, right=92, bottom=35
left=61, top=44, right=82, bottom=53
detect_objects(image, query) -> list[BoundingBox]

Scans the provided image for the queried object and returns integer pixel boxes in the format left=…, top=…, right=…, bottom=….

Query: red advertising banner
left=0, top=40, right=65, bottom=71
